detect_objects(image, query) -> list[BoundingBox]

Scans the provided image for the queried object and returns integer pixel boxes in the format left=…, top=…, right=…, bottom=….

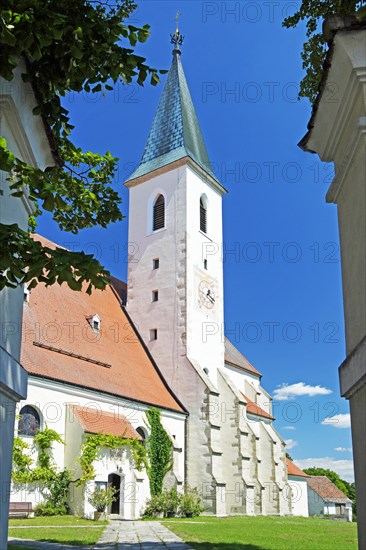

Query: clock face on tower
left=198, top=279, right=216, bottom=309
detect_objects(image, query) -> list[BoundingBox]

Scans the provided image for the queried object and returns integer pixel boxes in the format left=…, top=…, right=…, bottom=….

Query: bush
left=163, top=488, right=180, bottom=516
left=88, top=486, right=117, bottom=513
left=143, top=493, right=166, bottom=517
left=181, top=486, right=204, bottom=517
left=34, top=502, right=68, bottom=516
left=143, top=486, right=204, bottom=518
left=33, top=468, right=71, bottom=516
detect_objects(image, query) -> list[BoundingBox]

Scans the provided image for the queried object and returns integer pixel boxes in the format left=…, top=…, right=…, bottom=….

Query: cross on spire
left=170, top=11, right=184, bottom=53
left=175, top=11, right=181, bottom=33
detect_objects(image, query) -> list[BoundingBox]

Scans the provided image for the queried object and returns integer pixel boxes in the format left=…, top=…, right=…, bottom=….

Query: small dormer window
left=87, top=314, right=101, bottom=332
left=24, top=285, right=30, bottom=305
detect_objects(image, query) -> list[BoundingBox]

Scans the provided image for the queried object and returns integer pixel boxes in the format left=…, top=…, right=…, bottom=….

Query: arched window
left=18, top=405, right=40, bottom=437
left=200, top=196, right=207, bottom=234
left=136, top=427, right=148, bottom=444
left=153, top=194, right=165, bottom=231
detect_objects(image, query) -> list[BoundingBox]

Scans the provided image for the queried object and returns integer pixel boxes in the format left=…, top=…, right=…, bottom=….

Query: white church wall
left=223, top=363, right=261, bottom=393
left=218, top=371, right=244, bottom=515
left=12, top=377, right=185, bottom=518
left=127, top=165, right=188, bottom=387
left=223, top=363, right=274, bottom=419
left=185, top=166, right=226, bottom=388
left=288, top=476, right=309, bottom=517
left=83, top=447, right=147, bottom=520
left=127, top=163, right=228, bottom=515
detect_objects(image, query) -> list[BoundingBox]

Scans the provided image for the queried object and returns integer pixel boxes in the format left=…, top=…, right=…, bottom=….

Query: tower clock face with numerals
left=198, top=279, right=216, bottom=309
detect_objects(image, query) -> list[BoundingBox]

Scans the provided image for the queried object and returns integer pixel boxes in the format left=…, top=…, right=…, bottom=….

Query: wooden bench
left=9, top=502, right=33, bottom=518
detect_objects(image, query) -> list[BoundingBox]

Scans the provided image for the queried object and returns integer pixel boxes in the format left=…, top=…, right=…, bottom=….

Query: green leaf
left=1, top=27, right=16, bottom=46
left=71, top=46, right=83, bottom=59
left=43, top=196, right=55, bottom=211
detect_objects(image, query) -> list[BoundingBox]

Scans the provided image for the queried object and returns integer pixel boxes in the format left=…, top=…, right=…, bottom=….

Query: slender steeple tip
left=170, top=11, right=184, bottom=55
left=126, top=15, right=225, bottom=190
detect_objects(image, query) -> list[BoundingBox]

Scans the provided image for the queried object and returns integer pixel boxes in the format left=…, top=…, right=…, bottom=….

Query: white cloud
left=322, top=413, right=351, bottom=429
left=295, top=457, right=354, bottom=482
left=273, top=382, right=332, bottom=401
left=284, top=439, right=298, bottom=450
left=282, top=426, right=296, bottom=431
left=334, top=447, right=352, bottom=452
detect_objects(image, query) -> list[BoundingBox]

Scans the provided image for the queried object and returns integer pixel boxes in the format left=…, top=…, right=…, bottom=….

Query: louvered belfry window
left=153, top=194, right=165, bottom=231
left=200, top=197, right=207, bottom=234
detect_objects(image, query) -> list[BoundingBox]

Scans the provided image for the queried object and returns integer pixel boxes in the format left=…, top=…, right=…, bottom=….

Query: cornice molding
left=326, top=116, right=366, bottom=203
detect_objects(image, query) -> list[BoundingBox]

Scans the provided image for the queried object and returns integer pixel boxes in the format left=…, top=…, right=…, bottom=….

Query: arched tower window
left=200, top=196, right=207, bottom=234
left=153, top=194, right=165, bottom=231
left=18, top=405, right=41, bottom=437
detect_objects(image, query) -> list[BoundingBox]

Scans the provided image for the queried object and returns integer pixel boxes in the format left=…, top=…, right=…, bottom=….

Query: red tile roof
left=286, top=458, right=308, bottom=478
left=241, top=392, right=274, bottom=420
left=307, top=476, right=351, bottom=502
left=225, top=338, right=262, bottom=377
left=70, top=405, right=141, bottom=439
left=21, top=235, right=184, bottom=413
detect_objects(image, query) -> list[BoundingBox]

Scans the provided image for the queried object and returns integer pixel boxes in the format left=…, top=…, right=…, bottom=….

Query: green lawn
left=8, top=515, right=106, bottom=546
left=163, top=516, right=358, bottom=550
left=9, top=514, right=107, bottom=526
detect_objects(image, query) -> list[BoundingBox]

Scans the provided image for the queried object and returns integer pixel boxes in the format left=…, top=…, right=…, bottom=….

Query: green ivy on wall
left=78, top=433, right=147, bottom=485
left=13, top=409, right=174, bottom=498
left=12, top=427, right=65, bottom=483
left=145, top=408, right=173, bottom=496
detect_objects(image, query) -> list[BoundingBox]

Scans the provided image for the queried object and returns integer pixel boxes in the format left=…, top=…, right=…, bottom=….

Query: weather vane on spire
left=170, top=11, right=184, bottom=50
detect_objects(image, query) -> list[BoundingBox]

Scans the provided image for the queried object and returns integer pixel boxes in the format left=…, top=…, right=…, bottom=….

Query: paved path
left=95, top=519, right=192, bottom=549
left=9, top=519, right=192, bottom=550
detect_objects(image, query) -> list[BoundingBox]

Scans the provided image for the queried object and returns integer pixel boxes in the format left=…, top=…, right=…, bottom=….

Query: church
left=12, top=33, right=298, bottom=518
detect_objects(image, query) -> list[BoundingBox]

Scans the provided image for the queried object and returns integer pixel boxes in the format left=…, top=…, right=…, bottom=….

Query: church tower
left=125, top=30, right=228, bottom=513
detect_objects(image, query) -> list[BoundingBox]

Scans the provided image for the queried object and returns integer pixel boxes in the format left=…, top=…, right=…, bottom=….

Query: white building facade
left=286, top=458, right=309, bottom=517
left=299, top=16, right=366, bottom=546
left=13, top=378, right=185, bottom=519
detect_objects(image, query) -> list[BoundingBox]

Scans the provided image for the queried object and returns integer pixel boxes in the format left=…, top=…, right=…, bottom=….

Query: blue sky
left=37, top=1, right=353, bottom=480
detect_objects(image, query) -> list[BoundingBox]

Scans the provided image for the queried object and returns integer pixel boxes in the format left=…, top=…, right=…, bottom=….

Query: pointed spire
left=126, top=24, right=222, bottom=187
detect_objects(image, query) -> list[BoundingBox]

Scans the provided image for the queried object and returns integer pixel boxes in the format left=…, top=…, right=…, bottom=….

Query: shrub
left=34, top=502, right=68, bottom=516
left=181, top=486, right=204, bottom=517
left=143, top=486, right=204, bottom=518
left=88, top=486, right=117, bottom=513
left=34, top=468, right=71, bottom=516
left=163, top=488, right=180, bottom=515
left=143, top=493, right=166, bottom=517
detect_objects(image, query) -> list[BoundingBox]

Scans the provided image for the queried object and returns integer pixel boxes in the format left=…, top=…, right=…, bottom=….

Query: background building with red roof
left=307, top=475, right=352, bottom=522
